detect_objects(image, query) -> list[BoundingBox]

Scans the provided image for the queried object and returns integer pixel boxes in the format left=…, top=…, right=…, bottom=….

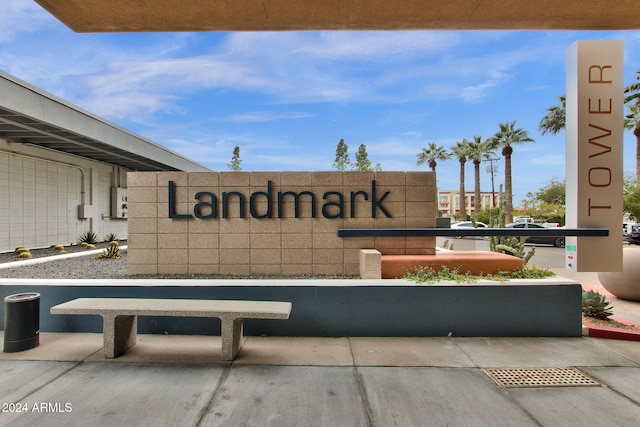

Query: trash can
left=3, top=293, right=40, bottom=353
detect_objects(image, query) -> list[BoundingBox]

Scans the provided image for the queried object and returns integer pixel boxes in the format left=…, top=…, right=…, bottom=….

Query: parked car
left=629, top=224, right=640, bottom=245
left=450, top=221, right=488, bottom=239
left=506, top=223, right=565, bottom=248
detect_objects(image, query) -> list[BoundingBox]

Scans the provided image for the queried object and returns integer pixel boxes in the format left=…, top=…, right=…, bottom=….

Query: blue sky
left=2, top=1, right=640, bottom=206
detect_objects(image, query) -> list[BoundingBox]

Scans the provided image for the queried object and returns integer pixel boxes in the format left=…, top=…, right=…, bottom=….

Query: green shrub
left=402, top=265, right=555, bottom=284
left=18, top=251, right=32, bottom=259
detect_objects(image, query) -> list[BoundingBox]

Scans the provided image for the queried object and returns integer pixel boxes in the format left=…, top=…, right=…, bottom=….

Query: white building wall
left=0, top=139, right=128, bottom=253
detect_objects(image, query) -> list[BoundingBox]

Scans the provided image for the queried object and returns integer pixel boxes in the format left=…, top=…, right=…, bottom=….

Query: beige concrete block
left=128, top=202, right=158, bottom=219
left=359, top=249, right=381, bottom=272
left=158, top=233, right=188, bottom=249
left=344, top=264, right=360, bottom=276
left=127, top=264, right=158, bottom=275
left=188, top=172, right=218, bottom=187
left=128, top=233, right=157, bottom=249
left=128, top=187, right=158, bottom=203
left=281, top=234, right=312, bottom=249
left=313, top=233, right=343, bottom=249
left=312, top=172, right=343, bottom=186
left=406, top=202, right=432, bottom=218
left=281, top=264, right=313, bottom=275
left=344, top=200, right=375, bottom=219
left=313, top=264, right=345, bottom=275
left=189, top=264, right=220, bottom=275
left=220, top=248, right=250, bottom=264
left=127, top=249, right=158, bottom=265
left=188, top=218, right=219, bottom=234
left=158, top=218, right=189, bottom=234
left=158, top=264, right=189, bottom=275
left=127, top=172, right=157, bottom=187
left=250, top=172, right=281, bottom=186
left=251, top=248, right=281, bottom=264
left=158, top=172, right=188, bottom=186
left=406, top=236, right=436, bottom=250
left=250, top=264, right=282, bottom=275
left=220, top=233, right=250, bottom=249
left=280, top=172, right=312, bottom=186
left=405, top=218, right=433, bottom=228
left=376, top=171, right=406, bottom=186
left=220, top=264, right=251, bottom=275
left=219, top=219, right=250, bottom=234
left=189, top=248, right=219, bottom=264
left=313, top=218, right=344, bottom=232
left=189, top=233, right=219, bottom=249
left=251, top=233, right=281, bottom=248
left=220, top=172, right=250, bottom=186
left=282, top=248, right=312, bottom=264
left=251, top=218, right=280, bottom=233
left=406, top=171, right=434, bottom=186
left=344, top=237, right=375, bottom=249
left=374, top=236, right=406, bottom=249
left=406, top=185, right=433, bottom=202
left=343, top=171, right=375, bottom=185
left=128, top=218, right=158, bottom=234
left=344, top=217, right=375, bottom=228
left=374, top=217, right=406, bottom=228
left=158, top=249, right=188, bottom=265
left=281, top=218, right=313, bottom=233
left=313, top=249, right=344, bottom=264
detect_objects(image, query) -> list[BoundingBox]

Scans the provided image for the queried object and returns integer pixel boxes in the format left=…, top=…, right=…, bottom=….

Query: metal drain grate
left=484, top=368, right=602, bottom=388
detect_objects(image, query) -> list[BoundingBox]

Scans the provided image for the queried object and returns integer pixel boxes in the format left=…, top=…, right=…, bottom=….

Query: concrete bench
left=50, top=298, right=292, bottom=361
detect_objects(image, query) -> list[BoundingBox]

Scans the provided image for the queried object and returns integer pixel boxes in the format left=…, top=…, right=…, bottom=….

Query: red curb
left=585, top=317, right=640, bottom=341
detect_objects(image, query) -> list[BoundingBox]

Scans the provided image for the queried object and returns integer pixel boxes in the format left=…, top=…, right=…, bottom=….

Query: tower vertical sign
left=565, top=40, right=623, bottom=272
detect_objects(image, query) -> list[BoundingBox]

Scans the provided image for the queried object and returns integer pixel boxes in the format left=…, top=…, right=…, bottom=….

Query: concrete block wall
left=127, top=171, right=436, bottom=276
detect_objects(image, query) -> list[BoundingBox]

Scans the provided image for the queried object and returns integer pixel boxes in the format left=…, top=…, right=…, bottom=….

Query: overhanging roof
left=35, top=0, right=640, bottom=32
left=0, top=71, right=210, bottom=172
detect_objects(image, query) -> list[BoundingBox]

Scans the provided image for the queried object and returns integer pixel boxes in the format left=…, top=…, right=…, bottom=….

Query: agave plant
left=79, top=231, right=98, bottom=245
left=582, top=290, right=614, bottom=319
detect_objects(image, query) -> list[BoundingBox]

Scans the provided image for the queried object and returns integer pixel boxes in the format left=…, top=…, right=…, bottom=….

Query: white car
left=450, top=221, right=488, bottom=238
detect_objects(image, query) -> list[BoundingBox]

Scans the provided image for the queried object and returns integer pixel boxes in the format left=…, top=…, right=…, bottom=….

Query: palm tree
left=451, top=139, right=471, bottom=220
left=488, top=121, right=534, bottom=223
left=539, top=95, right=566, bottom=136
left=467, top=136, right=496, bottom=215
left=625, top=70, right=640, bottom=184
left=416, top=142, right=451, bottom=173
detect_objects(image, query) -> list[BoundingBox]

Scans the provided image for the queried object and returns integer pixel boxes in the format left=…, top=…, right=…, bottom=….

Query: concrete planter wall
left=598, top=246, right=640, bottom=301
left=0, top=278, right=582, bottom=337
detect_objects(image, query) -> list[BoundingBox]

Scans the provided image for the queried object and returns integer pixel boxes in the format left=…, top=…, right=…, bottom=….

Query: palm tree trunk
left=635, top=126, right=640, bottom=185
left=474, top=160, right=481, bottom=215
left=459, top=160, right=467, bottom=220
left=504, top=149, right=513, bottom=223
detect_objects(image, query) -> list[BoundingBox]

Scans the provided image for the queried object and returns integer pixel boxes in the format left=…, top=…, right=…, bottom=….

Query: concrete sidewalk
left=1, top=332, right=639, bottom=426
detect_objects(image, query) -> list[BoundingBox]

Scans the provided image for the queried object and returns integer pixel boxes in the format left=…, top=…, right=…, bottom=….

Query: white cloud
left=0, top=0, right=53, bottom=43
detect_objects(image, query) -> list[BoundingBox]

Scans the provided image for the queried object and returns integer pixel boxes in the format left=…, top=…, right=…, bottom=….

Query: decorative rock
left=598, top=246, right=640, bottom=301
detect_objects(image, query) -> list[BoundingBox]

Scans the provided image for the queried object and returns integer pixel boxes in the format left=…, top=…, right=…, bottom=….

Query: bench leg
left=102, top=315, right=137, bottom=358
left=220, top=317, right=243, bottom=361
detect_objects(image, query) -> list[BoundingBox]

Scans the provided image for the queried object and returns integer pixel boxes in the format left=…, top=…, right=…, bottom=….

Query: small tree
left=624, top=184, right=640, bottom=221
left=333, top=139, right=350, bottom=171
left=227, top=146, right=242, bottom=171
left=353, top=144, right=373, bottom=171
